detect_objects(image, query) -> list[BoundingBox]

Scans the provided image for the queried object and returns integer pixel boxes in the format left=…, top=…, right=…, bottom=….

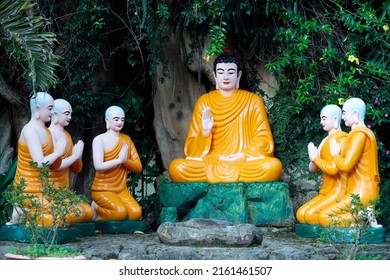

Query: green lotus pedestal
left=159, top=181, right=294, bottom=227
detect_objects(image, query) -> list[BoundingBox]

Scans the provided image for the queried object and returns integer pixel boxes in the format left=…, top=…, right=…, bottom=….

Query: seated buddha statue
left=168, top=51, right=282, bottom=183
left=319, top=98, right=380, bottom=227
left=296, top=104, right=347, bottom=225
left=91, top=106, right=143, bottom=220
left=48, top=98, right=94, bottom=223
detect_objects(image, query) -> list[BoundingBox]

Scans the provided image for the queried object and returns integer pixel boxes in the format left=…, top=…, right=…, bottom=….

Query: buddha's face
left=106, top=110, right=125, bottom=132
left=214, top=63, right=241, bottom=94
left=57, top=103, right=72, bottom=127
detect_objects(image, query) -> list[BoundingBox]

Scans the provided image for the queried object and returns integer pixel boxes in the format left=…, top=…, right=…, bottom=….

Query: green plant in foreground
left=8, top=244, right=81, bottom=259
left=318, top=194, right=380, bottom=260
left=3, top=162, right=87, bottom=258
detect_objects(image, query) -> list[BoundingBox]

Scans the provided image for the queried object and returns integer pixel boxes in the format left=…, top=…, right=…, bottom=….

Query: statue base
left=295, top=223, right=387, bottom=244
left=93, top=220, right=146, bottom=234
left=71, top=222, right=96, bottom=237
left=0, top=224, right=77, bottom=244
left=295, top=223, right=323, bottom=238
left=159, top=181, right=294, bottom=227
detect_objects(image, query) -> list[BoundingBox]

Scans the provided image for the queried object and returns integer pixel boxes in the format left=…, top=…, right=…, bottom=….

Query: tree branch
left=0, top=74, right=24, bottom=107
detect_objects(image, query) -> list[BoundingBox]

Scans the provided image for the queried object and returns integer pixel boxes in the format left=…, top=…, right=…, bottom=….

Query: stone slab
left=295, top=223, right=387, bottom=244
left=93, top=220, right=146, bottom=234
left=157, top=218, right=263, bottom=247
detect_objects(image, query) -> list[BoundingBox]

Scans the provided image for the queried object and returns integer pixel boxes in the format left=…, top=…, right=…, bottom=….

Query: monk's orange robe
left=296, top=130, right=347, bottom=224
left=49, top=130, right=94, bottom=223
left=319, top=126, right=380, bottom=227
left=169, top=89, right=282, bottom=183
left=50, top=131, right=82, bottom=188
left=14, top=128, right=62, bottom=226
left=91, top=133, right=142, bottom=220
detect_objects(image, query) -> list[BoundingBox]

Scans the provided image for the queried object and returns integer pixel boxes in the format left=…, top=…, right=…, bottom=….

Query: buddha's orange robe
left=91, top=134, right=142, bottom=220
left=169, top=89, right=282, bottom=183
left=296, top=130, right=347, bottom=224
left=14, top=128, right=62, bottom=226
left=50, top=130, right=94, bottom=223
left=319, top=126, right=380, bottom=227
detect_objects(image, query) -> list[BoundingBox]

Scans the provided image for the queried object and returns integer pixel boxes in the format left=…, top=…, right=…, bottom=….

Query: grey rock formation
left=157, top=219, right=262, bottom=247
left=1, top=228, right=389, bottom=260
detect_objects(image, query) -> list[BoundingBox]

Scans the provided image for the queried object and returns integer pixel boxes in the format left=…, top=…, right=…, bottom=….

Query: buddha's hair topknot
left=213, top=50, right=241, bottom=74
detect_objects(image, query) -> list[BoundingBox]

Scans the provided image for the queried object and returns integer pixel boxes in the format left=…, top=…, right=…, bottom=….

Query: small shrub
left=4, top=161, right=87, bottom=256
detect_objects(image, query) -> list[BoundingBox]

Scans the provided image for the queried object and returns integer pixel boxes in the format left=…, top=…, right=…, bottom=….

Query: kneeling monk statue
left=91, top=106, right=142, bottom=220
left=12, top=92, right=67, bottom=226
left=169, top=51, right=282, bottom=183
left=319, top=97, right=380, bottom=227
left=49, top=98, right=94, bottom=223
left=296, top=104, right=347, bottom=225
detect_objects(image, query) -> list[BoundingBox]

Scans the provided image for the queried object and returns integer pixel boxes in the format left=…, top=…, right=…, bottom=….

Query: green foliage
left=0, top=157, right=17, bottom=225
left=262, top=1, right=390, bottom=227
left=355, top=254, right=382, bottom=260
left=36, top=0, right=169, bottom=124
left=178, top=0, right=264, bottom=58
left=8, top=244, right=81, bottom=259
left=34, top=0, right=166, bottom=182
left=3, top=162, right=86, bottom=253
left=0, top=0, right=60, bottom=94
left=377, top=178, right=390, bottom=228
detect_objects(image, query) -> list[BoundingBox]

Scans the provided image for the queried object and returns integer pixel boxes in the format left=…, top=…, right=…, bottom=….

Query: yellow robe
left=296, top=130, right=347, bottom=224
left=91, top=133, right=142, bottom=220
left=14, top=128, right=62, bottom=226
left=169, top=89, right=282, bottom=183
left=15, top=128, right=61, bottom=192
left=319, top=126, right=380, bottom=227
left=50, top=131, right=82, bottom=188
left=49, top=130, right=94, bottom=223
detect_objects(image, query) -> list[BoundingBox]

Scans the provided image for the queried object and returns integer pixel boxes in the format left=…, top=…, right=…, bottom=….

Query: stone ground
left=1, top=228, right=389, bottom=260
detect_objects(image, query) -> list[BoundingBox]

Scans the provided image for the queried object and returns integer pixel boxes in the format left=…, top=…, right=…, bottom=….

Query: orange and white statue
left=319, top=98, right=380, bottom=227
left=296, top=104, right=347, bottom=225
left=49, top=98, right=94, bottom=223
left=10, top=92, right=67, bottom=226
left=168, top=51, right=282, bottom=183
left=91, top=106, right=143, bottom=220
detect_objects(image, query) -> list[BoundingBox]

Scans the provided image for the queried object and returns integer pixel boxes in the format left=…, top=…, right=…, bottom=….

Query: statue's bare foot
left=91, top=201, right=98, bottom=220
left=6, top=207, right=20, bottom=225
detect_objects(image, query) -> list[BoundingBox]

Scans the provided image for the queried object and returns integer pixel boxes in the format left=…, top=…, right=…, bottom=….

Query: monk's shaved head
left=343, top=98, right=366, bottom=122
left=105, top=106, right=125, bottom=119
left=53, top=99, right=72, bottom=114
left=30, top=92, right=54, bottom=113
left=321, top=104, right=342, bottom=127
